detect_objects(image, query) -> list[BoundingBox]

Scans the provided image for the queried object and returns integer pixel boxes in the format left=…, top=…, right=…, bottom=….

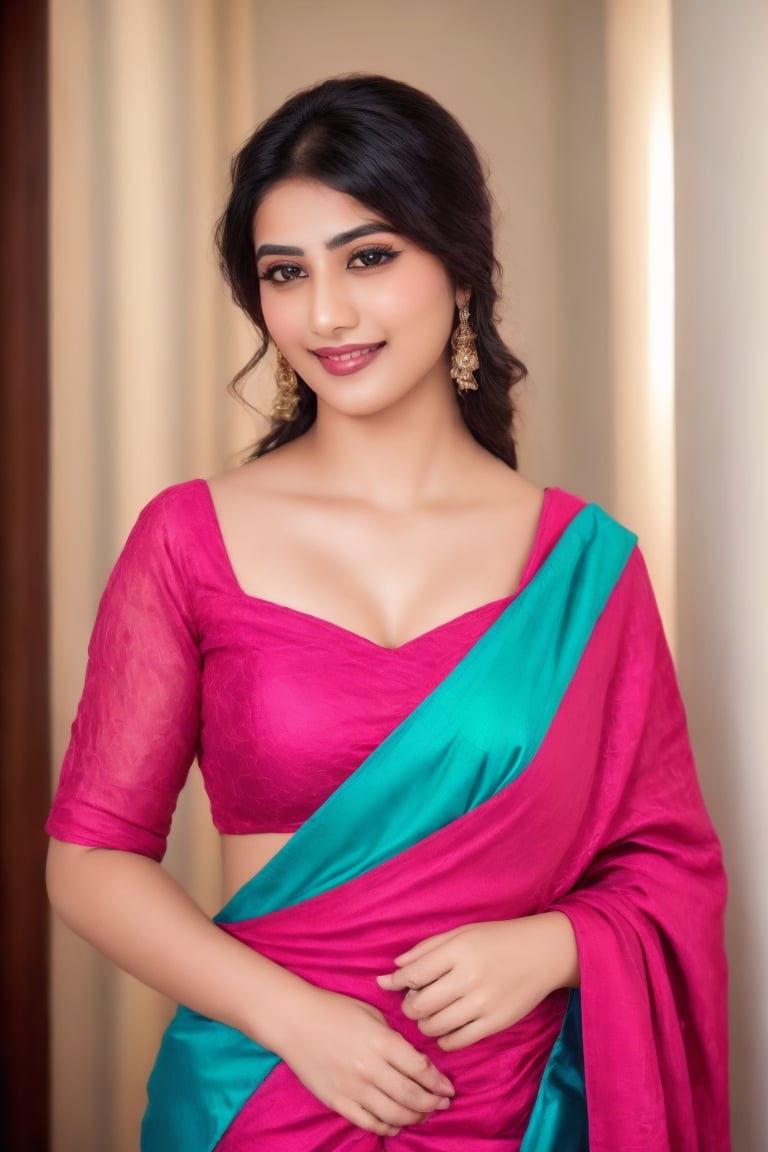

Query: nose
left=307, top=269, right=358, bottom=336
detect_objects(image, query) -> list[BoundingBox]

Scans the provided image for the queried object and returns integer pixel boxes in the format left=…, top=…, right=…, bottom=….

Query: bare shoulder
left=206, top=441, right=314, bottom=524
left=470, top=453, right=545, bottom=529
left=489, top=464, right=543, bottom=510
left=205, top=441, right=325, bottom=573
left=208, top=440, right=305, bottom=498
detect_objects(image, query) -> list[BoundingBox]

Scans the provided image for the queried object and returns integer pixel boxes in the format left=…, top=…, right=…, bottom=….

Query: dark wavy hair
left=216, top=74, right=526, bottom=467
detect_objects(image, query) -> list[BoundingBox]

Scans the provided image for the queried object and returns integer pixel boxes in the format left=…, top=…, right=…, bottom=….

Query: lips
left=313, top=342, right=385, bottom=361
left=311, top=342, right=386, bottom=376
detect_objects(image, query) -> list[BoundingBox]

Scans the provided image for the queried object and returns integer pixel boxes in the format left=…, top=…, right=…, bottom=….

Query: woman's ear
left=455, top=287, right=471, bottom=310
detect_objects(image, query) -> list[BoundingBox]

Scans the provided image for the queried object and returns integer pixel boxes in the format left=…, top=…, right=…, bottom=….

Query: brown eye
left=348, top=246, right=399, bottom=269
left=259, top=262, right=305, bottom=283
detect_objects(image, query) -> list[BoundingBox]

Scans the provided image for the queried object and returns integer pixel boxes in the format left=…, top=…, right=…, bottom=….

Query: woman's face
left=253, top=178, right=461, bottom=418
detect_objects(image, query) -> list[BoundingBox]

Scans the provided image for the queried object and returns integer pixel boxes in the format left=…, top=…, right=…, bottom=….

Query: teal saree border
left=142, top=506, right=633, bottom=1150
left=521, top=992, right=588, bottom=1152
left=218, top=504, right=634, bottom=924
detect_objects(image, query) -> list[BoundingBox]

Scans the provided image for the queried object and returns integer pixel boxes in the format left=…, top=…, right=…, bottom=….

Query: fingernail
left=437, top=1097, right=451, bottom=1110
left=439, top=1078, right=455, bottom=1095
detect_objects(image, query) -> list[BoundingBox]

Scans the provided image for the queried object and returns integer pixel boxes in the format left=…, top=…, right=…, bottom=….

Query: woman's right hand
left=46, top=844, right=454, bottom=1135
left=274, top=986, right=455, bottom=1136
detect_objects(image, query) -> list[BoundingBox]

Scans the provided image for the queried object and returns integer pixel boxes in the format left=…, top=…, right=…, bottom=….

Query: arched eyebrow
left=254, top=222, right=396, bottom=262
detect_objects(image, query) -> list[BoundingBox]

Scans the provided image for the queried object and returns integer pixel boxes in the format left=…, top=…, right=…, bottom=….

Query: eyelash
left=349, top=244, right=398, bottom=269
left=258, top=244, right=400, bottom=284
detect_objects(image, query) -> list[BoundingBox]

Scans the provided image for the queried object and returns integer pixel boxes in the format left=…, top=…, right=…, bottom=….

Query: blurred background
left=2, top=0, right=767, bottom=1148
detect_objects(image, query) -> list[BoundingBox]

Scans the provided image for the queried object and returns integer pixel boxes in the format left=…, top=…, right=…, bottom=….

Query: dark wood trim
left=0, top=0, right=50, bottom=1148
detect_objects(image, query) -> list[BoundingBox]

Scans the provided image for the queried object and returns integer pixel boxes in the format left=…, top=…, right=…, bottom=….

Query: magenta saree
left=142, top=504, right=729, bottom=1150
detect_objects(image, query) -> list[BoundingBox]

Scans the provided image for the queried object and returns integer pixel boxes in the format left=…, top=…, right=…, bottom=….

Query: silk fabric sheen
left=142, top=506, right=728, bottom=1151
left=46, top=484, right=729, bottom=1149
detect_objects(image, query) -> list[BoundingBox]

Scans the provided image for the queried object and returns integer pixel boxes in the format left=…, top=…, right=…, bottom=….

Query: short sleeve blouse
left=46, top=481, right=583, bottom=860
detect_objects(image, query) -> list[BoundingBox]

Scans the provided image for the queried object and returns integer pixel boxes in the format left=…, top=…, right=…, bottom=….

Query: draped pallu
left=142, top=506, right=729, bottom=1151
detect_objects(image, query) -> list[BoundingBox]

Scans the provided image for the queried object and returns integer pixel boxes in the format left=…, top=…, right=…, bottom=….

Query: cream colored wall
left=49, top=1, right=766, bottom=1148
left=672, top=2, right=768, bottom=1148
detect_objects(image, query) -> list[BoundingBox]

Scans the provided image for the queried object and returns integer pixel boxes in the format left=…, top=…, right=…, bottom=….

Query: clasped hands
left=275, top=912, right=578, bottom=1137
left=376, top=912, right=579, bottom=1051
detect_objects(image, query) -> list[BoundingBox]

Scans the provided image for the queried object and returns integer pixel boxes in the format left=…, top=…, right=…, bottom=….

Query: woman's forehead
left=253, top=178, right=390, bottom=248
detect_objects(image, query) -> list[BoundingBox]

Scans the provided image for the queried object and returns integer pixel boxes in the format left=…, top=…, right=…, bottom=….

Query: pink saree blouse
left=46, top=481, right=581, bottom=856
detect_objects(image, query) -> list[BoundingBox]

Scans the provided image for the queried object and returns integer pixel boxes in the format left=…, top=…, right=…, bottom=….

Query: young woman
left=46, top=75, right=729, bottom=1150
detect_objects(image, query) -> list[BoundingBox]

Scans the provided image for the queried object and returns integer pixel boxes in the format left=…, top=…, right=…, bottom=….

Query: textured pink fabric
left=47, top=481, right=729, bottom=1147
left=210, top=548, right=728, bottom=1150
left=46, top=482, right=580, bottom=857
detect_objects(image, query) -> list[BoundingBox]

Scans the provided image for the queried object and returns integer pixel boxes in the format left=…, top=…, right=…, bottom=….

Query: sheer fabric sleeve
left=46, top=491, right=202, bottom=862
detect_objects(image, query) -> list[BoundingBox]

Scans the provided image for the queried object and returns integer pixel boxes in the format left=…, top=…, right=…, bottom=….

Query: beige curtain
left=49, top=1, right=767, bottom=1148
left=50, top=2, right=264, bottom=1146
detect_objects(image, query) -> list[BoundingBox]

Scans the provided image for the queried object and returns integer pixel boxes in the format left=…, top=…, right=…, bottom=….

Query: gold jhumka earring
left=450, top=303, right=479, bottom=392
left=272, top=350, right=300, bottom=420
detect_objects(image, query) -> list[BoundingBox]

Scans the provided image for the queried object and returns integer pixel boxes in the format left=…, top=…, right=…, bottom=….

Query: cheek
left=259, top=290, right=299, bottom=347
left=380, top=269, right=456, bottom=339
left=375, top=284, right=453, bottom=345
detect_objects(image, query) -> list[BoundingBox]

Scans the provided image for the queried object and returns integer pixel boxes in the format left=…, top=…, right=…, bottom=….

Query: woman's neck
left=301, top=386, right=487, bottom=510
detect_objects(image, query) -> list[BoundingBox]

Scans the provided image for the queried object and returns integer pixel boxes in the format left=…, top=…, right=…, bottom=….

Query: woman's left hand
left=376, top=913, right=579, bottom=1051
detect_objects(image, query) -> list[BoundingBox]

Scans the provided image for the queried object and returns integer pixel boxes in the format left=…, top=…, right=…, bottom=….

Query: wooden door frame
left=0, top=1, right=50, bottom=1148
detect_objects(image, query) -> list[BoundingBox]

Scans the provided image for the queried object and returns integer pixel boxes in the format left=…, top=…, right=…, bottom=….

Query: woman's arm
left=48, top=839, right=454, bottom=1135
left=48, top=489, right=454, bottom=1133
left=47, top=839, right=304, bottom=1042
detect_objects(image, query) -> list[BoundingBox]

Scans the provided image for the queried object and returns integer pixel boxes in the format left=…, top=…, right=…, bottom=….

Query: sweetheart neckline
left=197, top=480, right=553, bottom=653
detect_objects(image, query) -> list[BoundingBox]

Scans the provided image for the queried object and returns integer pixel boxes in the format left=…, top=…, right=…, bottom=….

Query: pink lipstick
left=312, top=342, right=385, bottom=376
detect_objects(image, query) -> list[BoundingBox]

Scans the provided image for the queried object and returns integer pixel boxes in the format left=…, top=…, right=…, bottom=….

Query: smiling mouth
left=313, top=342, right=385, bottom=362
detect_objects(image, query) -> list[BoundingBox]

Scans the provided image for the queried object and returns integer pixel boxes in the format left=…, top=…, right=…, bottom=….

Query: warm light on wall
left=607, top=0, right=676, bottom=643
left=647, top=82, right=676, bottom=629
